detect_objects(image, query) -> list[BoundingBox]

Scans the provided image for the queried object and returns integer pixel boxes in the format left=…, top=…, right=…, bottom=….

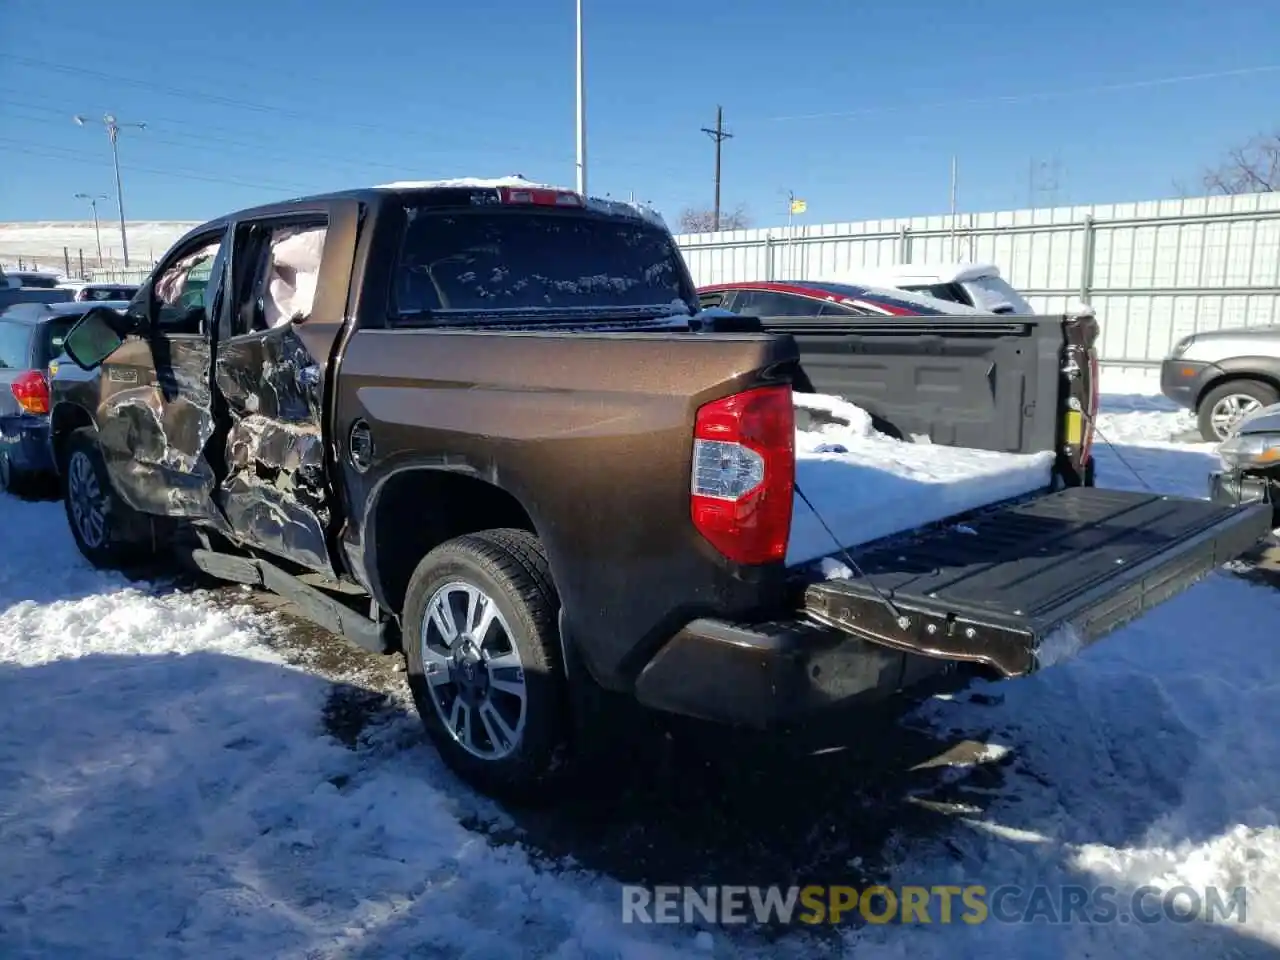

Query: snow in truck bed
left=787, top=394, right=1055, bottom=567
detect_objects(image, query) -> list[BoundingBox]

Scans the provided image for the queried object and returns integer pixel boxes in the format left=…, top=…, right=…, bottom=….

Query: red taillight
left=497, top=186, right=584, bottom=207
left=690, top=384, right=795, bottom=565
left=11, top=370, right=49, bottom=415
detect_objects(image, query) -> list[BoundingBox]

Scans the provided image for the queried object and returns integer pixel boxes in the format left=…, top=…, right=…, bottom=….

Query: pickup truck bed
left=760, top=312, right=1094, bottom=480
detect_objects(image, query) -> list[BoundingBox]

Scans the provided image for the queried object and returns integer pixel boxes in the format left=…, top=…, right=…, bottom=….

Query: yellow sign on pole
left=789, top=198, right=807, bottom=215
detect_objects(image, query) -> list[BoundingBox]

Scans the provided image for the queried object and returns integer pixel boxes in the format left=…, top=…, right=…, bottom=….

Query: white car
left=815, top=262, right=1036, bottom=316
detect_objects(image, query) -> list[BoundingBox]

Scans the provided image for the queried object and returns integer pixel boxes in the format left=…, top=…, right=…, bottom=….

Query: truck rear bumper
left=636, top=487, right=1272, bottom=728
left=633, top=617, right=958, bottom=728
left=1209, top=468, right=1276, bottom=509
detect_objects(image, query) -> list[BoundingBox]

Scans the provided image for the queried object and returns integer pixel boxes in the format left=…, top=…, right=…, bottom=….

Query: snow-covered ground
left=0, top=220, right=198, bottom=273
left=2, top=369, right=1279, bottom=959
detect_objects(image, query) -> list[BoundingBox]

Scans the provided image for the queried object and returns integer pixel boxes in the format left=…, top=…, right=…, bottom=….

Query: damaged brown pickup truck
left=48, top=179, right=1272, bottom=799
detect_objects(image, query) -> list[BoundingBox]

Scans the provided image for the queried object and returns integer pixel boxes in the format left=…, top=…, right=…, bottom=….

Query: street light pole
left=575, top=0, right=587, bottom=195
left=73, top=192, right=109, bottom=261
left=74, top=113, right=146, bottom=267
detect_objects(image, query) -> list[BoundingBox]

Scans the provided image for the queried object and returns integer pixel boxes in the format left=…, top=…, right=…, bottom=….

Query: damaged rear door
left=211, top=208, right=345, bottom=575
left=803, top=487, right=1273, bottom=676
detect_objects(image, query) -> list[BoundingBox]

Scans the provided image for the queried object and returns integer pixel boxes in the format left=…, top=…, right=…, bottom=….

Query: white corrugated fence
left=673, top=191, right=1280, bottom=371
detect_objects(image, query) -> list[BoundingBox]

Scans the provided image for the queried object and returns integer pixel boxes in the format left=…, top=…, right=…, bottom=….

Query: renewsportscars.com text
left=621, top=884, right=1248, bottom=926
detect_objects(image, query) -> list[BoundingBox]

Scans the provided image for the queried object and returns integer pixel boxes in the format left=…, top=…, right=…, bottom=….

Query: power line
left=763, top=63, right=1280, bottom=123
left=0, top=138, right=327, bottom=194
left=0, top=92, right=701, bottom=182
left=5, top=54, right=674, bottom=170
left=1, top=107, right=414, bottom=178
left=0, top=53, right=386, bottom=129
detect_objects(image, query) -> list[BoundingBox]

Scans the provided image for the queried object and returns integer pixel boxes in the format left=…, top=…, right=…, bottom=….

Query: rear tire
left=402, top=528, right=571, bottom=801
left=1197, top=379, right=1279, bottom=443
left=61, top=427, right=156, bottom=569
left=1, top=452, right=57, bottom=500
left=0, top=450, right=22, bottom=497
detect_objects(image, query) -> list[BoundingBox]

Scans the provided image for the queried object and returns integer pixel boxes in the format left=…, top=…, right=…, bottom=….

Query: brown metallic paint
left=332, top=328, right=802, bottom=687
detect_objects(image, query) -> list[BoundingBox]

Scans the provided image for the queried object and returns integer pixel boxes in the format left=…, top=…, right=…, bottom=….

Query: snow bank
left=0, top=499, right=699, bottom=960
left=787, top=396, right=1054, bottom=566
left=0, top=221, right=199, bottom=269
left=3, top=385, right=1278, bottom=959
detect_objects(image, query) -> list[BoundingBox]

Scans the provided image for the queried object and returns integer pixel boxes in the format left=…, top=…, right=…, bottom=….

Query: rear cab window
left=0, top=320, right=34, bottom=369
left=390, top=200, right=693, bottom=324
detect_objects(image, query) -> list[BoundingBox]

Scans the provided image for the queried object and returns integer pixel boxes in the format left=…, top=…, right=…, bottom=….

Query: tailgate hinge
left=803, top=583, right=1038, bottom=677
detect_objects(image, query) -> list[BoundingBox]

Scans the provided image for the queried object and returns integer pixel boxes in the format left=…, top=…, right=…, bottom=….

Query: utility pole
left=1027, top=156, right=1062, bottom=208
left=701, top=105, right=733, bottom=232
left=74, top=192, right=109, bottom=261
left=574, top=0, right=587, bottom=195
left=74, top=113, right=146, bottom=267
left=949, top=155, right=958, bottom=260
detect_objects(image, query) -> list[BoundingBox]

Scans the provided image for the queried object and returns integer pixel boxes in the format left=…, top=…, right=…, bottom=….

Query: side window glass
left=154, top=236, right=224, bottom=335
left=818, top=300, right=861, bottom=317
left=743, top=291, right=820, bottom=318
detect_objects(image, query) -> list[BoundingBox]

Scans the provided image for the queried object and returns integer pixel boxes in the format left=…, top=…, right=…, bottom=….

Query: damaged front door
left=97, top=229, right=227, bottom=520
left=213, top=214, right=335, bottom=574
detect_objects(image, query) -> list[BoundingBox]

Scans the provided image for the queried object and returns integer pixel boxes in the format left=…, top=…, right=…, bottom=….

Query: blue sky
left=2, top=0, right=1279, bottom=229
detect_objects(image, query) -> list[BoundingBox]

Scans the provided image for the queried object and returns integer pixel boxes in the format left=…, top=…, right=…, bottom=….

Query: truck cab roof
left=158, top=177, right=673, bottom=272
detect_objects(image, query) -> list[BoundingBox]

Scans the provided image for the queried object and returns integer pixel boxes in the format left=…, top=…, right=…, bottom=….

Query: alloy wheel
left=420, top=580, right=527, bottom=761
left=1210, top=394, right=1263, bottom=440
left=67, top=450, right=107, bottom=548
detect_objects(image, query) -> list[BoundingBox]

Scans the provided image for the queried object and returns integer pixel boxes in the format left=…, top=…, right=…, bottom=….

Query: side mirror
left=63, top=307, right=131, bottom=371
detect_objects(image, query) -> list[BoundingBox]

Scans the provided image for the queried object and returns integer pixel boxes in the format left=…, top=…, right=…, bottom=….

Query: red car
left=697, top=279, right=987, bottom=318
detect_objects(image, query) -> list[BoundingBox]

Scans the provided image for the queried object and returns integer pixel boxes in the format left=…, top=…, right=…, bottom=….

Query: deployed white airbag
left=264, top=227, right=326, bottom=327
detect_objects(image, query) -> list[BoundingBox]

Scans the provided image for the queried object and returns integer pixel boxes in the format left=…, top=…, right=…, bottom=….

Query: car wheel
left=402, top=528, right=570, bottom=801
left=1198, top=380, right=1280, bottom=443
left=62, top=427, right=155, bottom=569
left=0, top=450, right=15, bottom=496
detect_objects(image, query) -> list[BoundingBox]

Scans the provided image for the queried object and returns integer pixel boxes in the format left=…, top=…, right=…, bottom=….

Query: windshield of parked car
left=393, top=208, right=692, bottom=320
left=962, top=276, right=1034, bottom=314
left=83, top=286, right=137, bottom=302
left=900, top=282, right=969, bottom=305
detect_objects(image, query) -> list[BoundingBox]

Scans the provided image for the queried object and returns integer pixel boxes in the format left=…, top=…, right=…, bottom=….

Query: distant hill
left=0, top=220, right=201, bottom=275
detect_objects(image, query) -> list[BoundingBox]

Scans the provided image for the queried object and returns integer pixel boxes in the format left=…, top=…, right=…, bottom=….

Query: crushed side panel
left=96, top=339, right=220, bottom=519
left=214, top=327, right=331, bottom=572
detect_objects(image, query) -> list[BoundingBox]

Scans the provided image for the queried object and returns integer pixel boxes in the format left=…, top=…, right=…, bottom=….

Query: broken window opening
left=262, top=225, right=327, bottom=330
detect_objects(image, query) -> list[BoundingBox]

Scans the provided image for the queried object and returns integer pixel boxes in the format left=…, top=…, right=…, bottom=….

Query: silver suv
left=1161, top=326, right=1280, bottom=442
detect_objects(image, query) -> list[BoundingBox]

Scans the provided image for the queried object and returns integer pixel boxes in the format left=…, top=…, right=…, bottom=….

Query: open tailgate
left=803, top=487, right=1272, bottom=676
